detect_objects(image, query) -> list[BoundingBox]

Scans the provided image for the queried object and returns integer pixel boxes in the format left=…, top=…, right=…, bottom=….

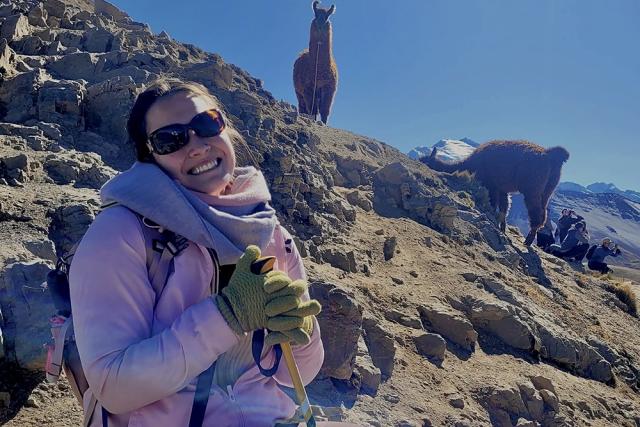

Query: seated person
left=550, top=221, right=590, bottom=262
left=536, top=217, right=555, bottom=252
left=587, top=238, right=622, bottom=274
left=555, top=209, right=584, bottom=243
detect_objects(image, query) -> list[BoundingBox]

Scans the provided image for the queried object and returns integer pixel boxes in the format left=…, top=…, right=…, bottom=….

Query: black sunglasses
left=146, top=109, right=226, bottom=155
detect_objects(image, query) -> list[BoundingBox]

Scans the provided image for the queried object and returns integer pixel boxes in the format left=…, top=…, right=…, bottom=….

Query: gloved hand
left=264, top=279, right=321, bottom=347
left=215, top=245, right=302, bottom=335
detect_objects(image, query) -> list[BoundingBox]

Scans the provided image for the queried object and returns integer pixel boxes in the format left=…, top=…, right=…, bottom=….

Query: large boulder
left=37, top=79, right=85, bottom=128
left=0, top=68, right=49, bottom=123
left=417, top=302, right=478, bottom=352
left=0, top=261, right=55, bottom=370
left=309, top=280, right=363, bottom=380
left=373, top=162, right=458, bottom=232
left=47, top=51, right=96, bottom=81
left=362, top=316, right=396, bottom=379
left=85, top=75, right=137, bottom=146
left=460, top=295, right=539, bottom=353
left=0, top=14, right=31, bottom=40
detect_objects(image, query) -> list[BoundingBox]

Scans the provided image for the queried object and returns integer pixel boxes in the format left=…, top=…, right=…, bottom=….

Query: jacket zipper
left=226, top=385, right=246, bottom=426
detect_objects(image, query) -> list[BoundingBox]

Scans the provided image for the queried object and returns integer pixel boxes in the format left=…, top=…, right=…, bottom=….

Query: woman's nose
left=187, top=130, right=210, bottom=156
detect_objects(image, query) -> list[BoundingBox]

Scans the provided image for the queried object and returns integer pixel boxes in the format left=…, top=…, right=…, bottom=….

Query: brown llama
left=293, top=1, right=338, bottom=124
left=421, top=140, right=569, bottom=246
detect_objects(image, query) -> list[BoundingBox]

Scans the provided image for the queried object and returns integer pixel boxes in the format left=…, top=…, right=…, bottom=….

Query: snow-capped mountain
left=407, top=138, right=479, bottom=162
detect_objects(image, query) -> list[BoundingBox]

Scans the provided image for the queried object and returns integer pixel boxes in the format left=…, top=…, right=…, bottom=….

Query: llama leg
left=523, top=192, right=545, bottom=246
left=497, top=192, right=509, bottom=233
left=319, top=84, right=336, bottom=124
left=295, top=88, right=309, bottom=115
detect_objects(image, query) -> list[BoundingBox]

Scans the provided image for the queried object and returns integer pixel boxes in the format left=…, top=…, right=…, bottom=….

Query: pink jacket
left=69, top=206, right=324, bottom=427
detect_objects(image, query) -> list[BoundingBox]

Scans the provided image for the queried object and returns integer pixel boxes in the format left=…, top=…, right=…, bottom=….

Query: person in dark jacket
left=587, top=238, right=622, bottom=274
left=550, top=221, right=590, bottom=262
left=555, top=209, right=584, bottom=243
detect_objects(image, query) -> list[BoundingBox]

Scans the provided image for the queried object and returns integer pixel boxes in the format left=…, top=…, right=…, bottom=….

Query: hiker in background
left=536, top=216, right=555, bottom=252
left=555, top=208, right=584, bottom=243
left=550, top=221, right=590, bottom=262
left=587, top=238, right=622, bottom=274
left=69, top=78, right=323, bottom=427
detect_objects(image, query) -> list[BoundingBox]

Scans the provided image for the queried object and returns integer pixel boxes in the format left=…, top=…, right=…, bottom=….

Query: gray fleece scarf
left=100, top=162, right=277, bottom=265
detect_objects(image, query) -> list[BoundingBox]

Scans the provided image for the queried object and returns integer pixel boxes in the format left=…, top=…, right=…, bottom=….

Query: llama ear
left=312, top=1, right=319, bottom=13
left=328, top=5, right=335, bottom=15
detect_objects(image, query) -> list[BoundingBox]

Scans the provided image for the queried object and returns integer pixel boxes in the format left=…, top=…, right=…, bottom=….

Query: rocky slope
left=1, top=1, right=640, bottom=426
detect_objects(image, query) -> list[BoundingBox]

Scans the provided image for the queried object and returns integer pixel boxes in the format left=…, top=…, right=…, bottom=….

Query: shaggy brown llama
left=293, top=1, right=338, bottom=124
left=421, top=140, right=569, bottom=246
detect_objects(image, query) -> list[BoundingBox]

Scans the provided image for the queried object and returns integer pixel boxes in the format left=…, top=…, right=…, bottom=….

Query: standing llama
left=421, top=140, right=569, bottom=246
left=293, top=1, right=338, bottom=124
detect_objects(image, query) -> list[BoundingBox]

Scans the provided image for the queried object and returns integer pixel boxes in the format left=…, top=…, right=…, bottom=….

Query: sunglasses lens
left=191, top=110, right=225, bottom=138
left=147, top=110, right=225, bottom=155
left=149, top=127, right=189, bottom=155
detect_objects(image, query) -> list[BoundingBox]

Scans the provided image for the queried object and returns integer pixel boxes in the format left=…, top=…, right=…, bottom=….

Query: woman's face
left=145, top=92, right=236, bottom=195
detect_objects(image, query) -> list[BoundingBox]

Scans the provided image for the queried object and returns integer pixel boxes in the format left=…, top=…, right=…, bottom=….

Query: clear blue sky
left=110, top=0, right=639, bottom=191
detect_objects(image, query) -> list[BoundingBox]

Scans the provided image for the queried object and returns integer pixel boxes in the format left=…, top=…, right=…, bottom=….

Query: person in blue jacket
left=587, top=238, right=622, bottom=274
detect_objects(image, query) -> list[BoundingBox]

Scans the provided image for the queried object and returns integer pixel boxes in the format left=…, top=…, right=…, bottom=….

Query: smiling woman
left=67, top=78, right=324, bottom=426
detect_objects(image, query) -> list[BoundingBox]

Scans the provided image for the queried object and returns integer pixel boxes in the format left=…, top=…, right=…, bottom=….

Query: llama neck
left=309, top=25, right=333, bottom=64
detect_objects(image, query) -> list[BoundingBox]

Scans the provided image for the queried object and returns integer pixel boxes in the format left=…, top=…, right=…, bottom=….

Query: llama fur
left=293, top=1, right=338, bottom=124
left=421, top=140, right=569, bottom=246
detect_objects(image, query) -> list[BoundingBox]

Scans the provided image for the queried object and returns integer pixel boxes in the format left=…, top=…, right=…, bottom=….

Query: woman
left=69, top=78, right=323, bottom=426
left=587, top=238, right=622, bottom=274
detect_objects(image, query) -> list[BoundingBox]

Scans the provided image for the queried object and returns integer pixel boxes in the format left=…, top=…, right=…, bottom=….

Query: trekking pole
left=281, top=341, right=316, bottom=426
left=251, top=256, right=317, bottom=427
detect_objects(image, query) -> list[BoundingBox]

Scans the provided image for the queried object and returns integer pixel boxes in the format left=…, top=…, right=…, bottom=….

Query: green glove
left=264, top=280, right=322, bottom=347
left=215, top=246, right=302, bottom=335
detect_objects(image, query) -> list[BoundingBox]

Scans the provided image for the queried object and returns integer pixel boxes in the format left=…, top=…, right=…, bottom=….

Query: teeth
left=190, top=159, right=219, bottom=175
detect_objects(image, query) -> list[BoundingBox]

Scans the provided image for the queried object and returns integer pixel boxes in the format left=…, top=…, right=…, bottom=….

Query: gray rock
left=38, top=80, right=85, bottom=128
left=0, top=38, right=17, bottom=71
left=47, top=51, right=96, bottom=80
left=373, top=162, right=458, bottom=231
left=1, top=14, right=31, bottom=40
left=44, top=157, right=79, bottom=184
left=0, top=261, right=55, bottom=370
left=539, top=389, right=559, bottom=411
left=418, top=303, right=477, bottom=352
left=1, top=153, right=28, bottom=171
left=413, top=332, right=446, bottom=362
left=82, top=27, right=114, bottom=52
left=384, top=309, right=422, bottom=329
left=44, top=0, right=67, bottom=19
left=27, top=3, right=48, bottom=27
left=346, top=190, right=373, bottom=211
left=461, top=295, right=538, bottom=352
left=309, top=280, right=363, bottom=379
left=320, top=247, right=357, bottom=273
left=85, top=75, right=137, bottom=146
left=354, top=336, right=381, bottom=396
left=24, top=239, right=57, bottom=262
left=383, top=236, right=397, bottom=261
left=362, top=316, right=396, bottom=379
left=529, top=375, right=555, bottom=394
left=518, top=383, right=544, bottom=421
left=448, top=395, right=465, bottom=409
left=0, top=68, right=49, bottom=122
left=48, top=203, right=95, bottom=255
left=486, top=386, right=529, bottom=420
